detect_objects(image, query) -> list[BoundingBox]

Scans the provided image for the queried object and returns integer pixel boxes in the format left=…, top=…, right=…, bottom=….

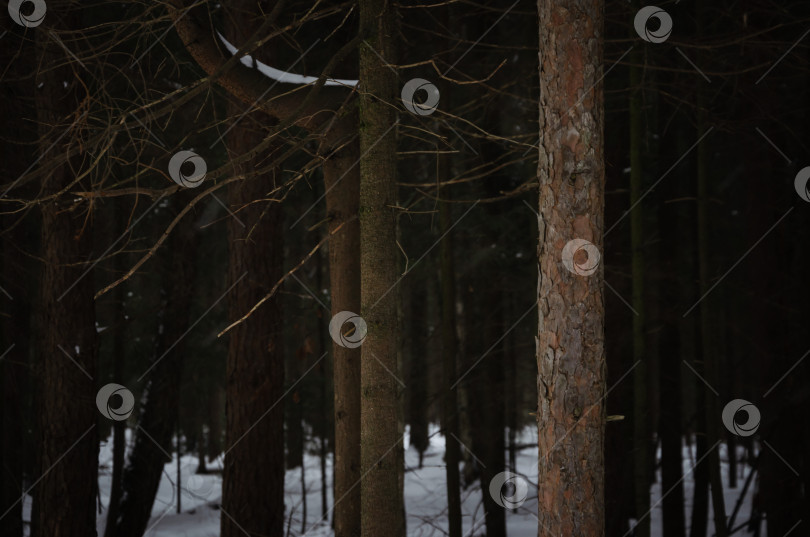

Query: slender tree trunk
left=658, top=120, right=687, bottom=537
left=629, top=27, right=650, bottom=537
left=358, top=0, right=403, bottom=533
left=439, top=154, right=462, bottom=537
left=114, top=193, right=197, bottom=537
left=406, top=286, right=429, bottom=468
left=31, top=11, right=99, bottom=536
left=104, top=200, right=128, bottom=537
left=694, top=36, right=727, bottom=537
left=536, top=0, right=606, bottom=534
left=323, top=138, right=362, bottom=537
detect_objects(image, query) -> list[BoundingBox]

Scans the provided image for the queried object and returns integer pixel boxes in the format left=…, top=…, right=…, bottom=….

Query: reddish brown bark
left=536, top=1, right=606, bottom=535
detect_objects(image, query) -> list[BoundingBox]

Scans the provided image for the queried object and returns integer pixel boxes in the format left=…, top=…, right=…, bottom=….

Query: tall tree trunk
left=220, top=115, right=285, bottom=537
left=323, top=139, right=362, bottom=537
left=219, top=3, right=286, bottom=535
left=658, top=121, right=687, bottom=537
left=358, top=0, right=403, bottom=533
left=104, top=200, right=129, bottom=537
left=31, top=11, right=99, bottom=537
left=439, top=155, right=462, bottom=537
left=629, top=25, right=650, bottom=537
left=0, top=36, right=34, bottom=537
left=695, top=108, right=727, bottom=537
left=536, top=0, right=606, bottom=534
left=114, top=193, right=197, bottom=537
left=406, top=284, right=429, bottom=468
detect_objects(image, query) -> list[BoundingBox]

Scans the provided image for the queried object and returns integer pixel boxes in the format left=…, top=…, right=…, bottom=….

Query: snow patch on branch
left=216, top=32, right=358, bottom=88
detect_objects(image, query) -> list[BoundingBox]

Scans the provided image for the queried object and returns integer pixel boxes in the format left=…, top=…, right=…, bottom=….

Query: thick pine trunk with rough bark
left=536, top=1, right=606, bottom=535
left=219, top=3, right=286, bottom=535
left=31, top=11, right=99, bottom=537
left=220, top=113, right=285, bottom=537
left=358, top=0, right=403, bottom=533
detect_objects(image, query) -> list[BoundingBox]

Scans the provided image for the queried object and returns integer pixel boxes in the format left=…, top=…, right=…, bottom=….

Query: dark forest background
left=1, top=0, right=810, bottom=536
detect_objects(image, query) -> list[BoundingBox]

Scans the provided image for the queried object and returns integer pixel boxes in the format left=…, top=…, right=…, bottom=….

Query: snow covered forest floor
left=22, top=427, right=761, bottom=536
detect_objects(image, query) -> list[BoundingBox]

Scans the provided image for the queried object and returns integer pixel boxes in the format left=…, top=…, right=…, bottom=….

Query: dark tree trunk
left=114, top=193, right=197, bottom=537
left=658, top=124, right=687, bottom=537
left=406, top=285, right=429, bottom=468
left=0, top=34, right=34, bottom=537
left=323, top=138, right=362, bottom=537
left=31, top=10, right=99, bottom=537
left=536, top=0, right=606, bottom=534
left=439, top=153, right=462, bottom=537
left=220, top=113, right=285, bottom=537
left=104, top=200, right=129, bottom=537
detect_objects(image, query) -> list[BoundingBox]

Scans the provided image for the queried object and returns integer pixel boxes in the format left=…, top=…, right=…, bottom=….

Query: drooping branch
left=167, top=0, right=358, bottom=137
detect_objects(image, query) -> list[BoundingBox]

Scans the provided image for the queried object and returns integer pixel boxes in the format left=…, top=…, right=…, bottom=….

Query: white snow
left=217, top=33, right=358, bottom=88
left=17, top=427, right=761, bottom=536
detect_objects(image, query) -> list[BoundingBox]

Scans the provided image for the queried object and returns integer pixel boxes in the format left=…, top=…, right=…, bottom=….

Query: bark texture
left=221, top=114, right=286, bottom=536
left=323, top=139, right=362, bottom=537
left=358, top=0, right=403, bottom=533
left=31, top=10, right=99, bottom=537
left=536, top=1, right=606, bottom=535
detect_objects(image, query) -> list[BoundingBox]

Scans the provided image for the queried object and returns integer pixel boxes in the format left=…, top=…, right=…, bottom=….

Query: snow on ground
left=21, top=427, right=761, bottom=536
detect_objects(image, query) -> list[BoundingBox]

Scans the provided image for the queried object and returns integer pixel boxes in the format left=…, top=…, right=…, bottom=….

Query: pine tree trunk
left=658, top=121, right=687, bottom=537
left=114, top=193, right=197, bottom=537
left=104, top=200, right=129, bottom=537
left=323, top=139, right=362, bottom=537
left=695, top=112, right=727, bottom=537
left=31, top=11, right=99, bottom=536
left=220, top=111, right=285, bottom=536
left=0, top=40, right=33, bottom=537
left=629, top=30, right=650, bottom=537
left=536, top=0, right=606, bottom=534
left=358, top=0, right=403, bottom=533
left=406, top=286, right=429, bottom=467
left=439, top=155, right=462, bottom=537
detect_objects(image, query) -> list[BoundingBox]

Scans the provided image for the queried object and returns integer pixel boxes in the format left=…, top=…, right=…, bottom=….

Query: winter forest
left=1, top=0, right=809, bottom=535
